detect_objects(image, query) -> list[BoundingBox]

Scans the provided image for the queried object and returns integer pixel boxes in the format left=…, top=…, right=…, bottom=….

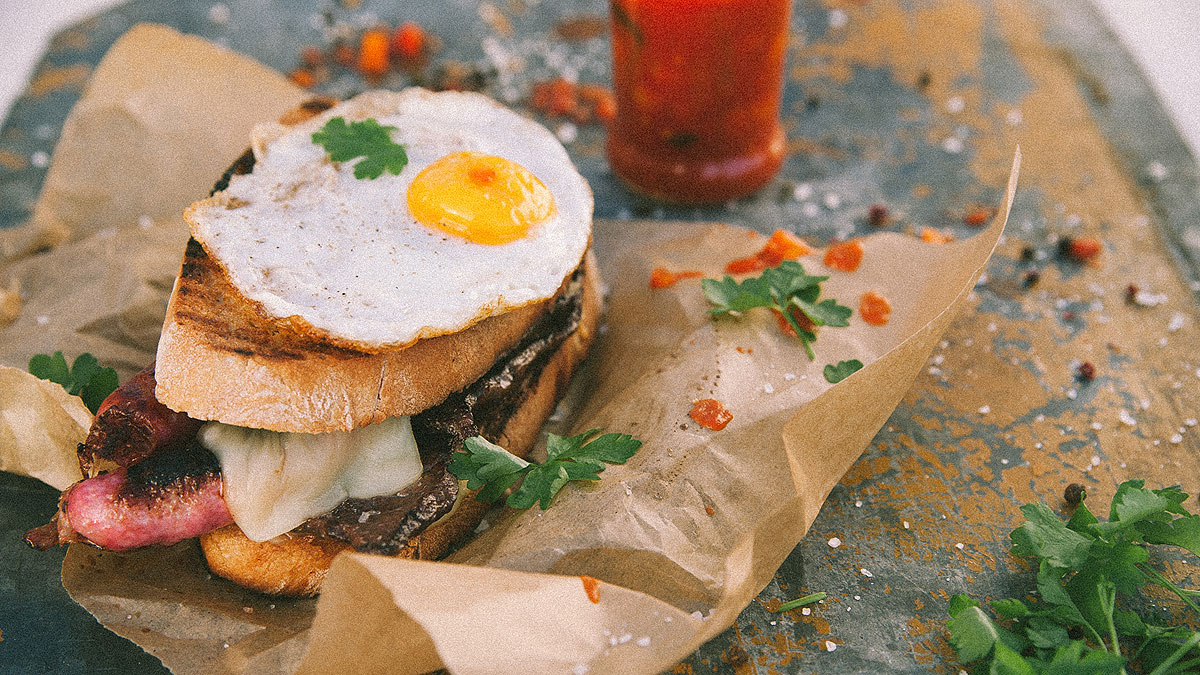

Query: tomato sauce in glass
left=607, top=0, right=792, bottom=203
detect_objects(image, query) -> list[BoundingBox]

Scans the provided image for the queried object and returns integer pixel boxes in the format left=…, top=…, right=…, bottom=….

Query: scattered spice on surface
left=920, top=226, right=954, bottom=244
left=689, top=399, right=733, bottom=431
left=1021, top=270, right=1041, bottom=288
left=391, top=22, right=429, bottom=65
left=1019, top=245, right=1036, bottom=262
left=1058, top=235, right=1101, bottom=263
left=859, top=290, right=892, bottom=326
left=1076, top=361, right=1096, bottom=382
left=725, top=229, right=813, bottom=274
left=649, top=267, right=703, bottom=289
left=531, top=78, right=615, bottom=124
left=867, top=203, right=890, bottom=227
left=963, top=206, right=993, bottom=226
left=705, top=505, right=715, bottom=516
left=580, top=575, right=601, bottom=603
left=356, top=28, right=391, bottom=77
left=824, top=239, right=864, bottom=272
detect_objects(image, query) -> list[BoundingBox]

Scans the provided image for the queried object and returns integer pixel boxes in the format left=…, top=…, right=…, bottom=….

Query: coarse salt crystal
left=208, top=3, right=230, bottom=24
left=802, top=202, right=820, bottom=218
left=1186, top=418, right=1198, bottom=427
left=828, top=9, right=849, bottom=27
left=955, top=542, right=965, bottom=550
left=1167, top=312, right=1186, bottom=332
left=573, top=665, right=589, bottom=675
left=555, top=122, right=578, bottom=144
left=946, top=96, right=965, bottom=113
left=802, top=607, right=811, bottom=615
left=1119, top=409, right=1137, bottom=426
left=860, top=568, right=873, bottom=578
left=793, top=183, right=814, bottom=201
left=822, top=193, right=842, bottom=210
left=1170, top=433, right=1184, bottom=444
left=690, top=611, right=704, bottom=620
left=1067, top=389, right=1078, bottom=400
left=828, top=537, right=842, bottom=548
left=942, top=136, right=964, bottom=154
left=36, top=315, right=49, bottom=325
left=1006, top=109, right=1023, bottom=125
left=1091, top=422, right=1103, bottom=430
left=903, top=521, right=910, bottom=529
left=784, top=373, right=796, bottom=381
left=978, top=405, right=990, bottom=414
left=854, top=595, right=861, bottom=600
left=763, top=383, right=775, bottom=394
left=618, top=633, right=632, bottom=644
left=855, top=500, right=863, bottom=507
left=636, top=637, right=651, bottom=647
left=1146, top=161, right=1169, bottom=181
left=1091, top=455, right=1101, bottom=466
left=826, top=640, right=838, bottom=652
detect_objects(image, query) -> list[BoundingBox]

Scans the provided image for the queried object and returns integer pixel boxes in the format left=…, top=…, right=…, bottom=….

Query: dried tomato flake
left=357, top=29, right=391, bottom=76
left=300, top=45, right=324, bottom=68
left=725, top=255, right=766, bottom=275
left=289, top=68, right=316, bottom=89
left=1064, top=237, right=1101, bottom=262
left=824, top=239, right=864, bottom=272
left=580, top=575, right=601, bottom=603
left=859, top=290, right=892, bottom=326
left=772, top=307, right=816, bottom=337
left=759, top=229, right=814, bottom=266
left=704, top=505, right=715, bottom=516
left=964, top=206, right=992, bottom=226
left=649, top=267, right=702, bottom=289
left=689, top=399, right=733, bottom=431
left=867, top=204, right=890, bottom=227
left=332, top=43, right=356, bottom=67
left=1076, top=361, right=1096, bottom=382
left=920, top=227, right=954, bottom=244
left=391, top=22, right=428, bottom=64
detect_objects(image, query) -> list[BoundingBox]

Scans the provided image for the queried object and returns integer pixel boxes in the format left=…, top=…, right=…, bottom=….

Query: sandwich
left=25, top=89, right=601, bottom=596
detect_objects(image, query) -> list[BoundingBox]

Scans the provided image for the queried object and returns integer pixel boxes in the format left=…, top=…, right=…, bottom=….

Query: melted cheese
left=199, top=416, right=422, bottom=541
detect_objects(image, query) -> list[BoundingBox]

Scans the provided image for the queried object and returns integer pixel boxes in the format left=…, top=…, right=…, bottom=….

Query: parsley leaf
left=28, top=351, right=119, bottom=414
left=823, top=359, right=863, bottom=384
left=449, top=430, right=642, bottom=510
left=946, top=480, right=1200, bottom=674
left=702, top=260, right=851, bottom=360
left=312, top=116, right=409, bottom=180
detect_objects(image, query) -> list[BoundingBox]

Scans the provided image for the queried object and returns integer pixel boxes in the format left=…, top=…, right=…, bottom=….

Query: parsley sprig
left=702, top=260, right=851, bottom=360
left=28, top=351, right=119, bottom=413
left=311, top=116, right=409, bottom=179
left=449, top=430, right=641, bottom=510
left=947, top=480, right=1200, bottom=674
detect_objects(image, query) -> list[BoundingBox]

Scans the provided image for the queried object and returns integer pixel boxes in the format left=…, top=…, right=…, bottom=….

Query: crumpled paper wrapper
left=0, top=24, right=1019, bottom=675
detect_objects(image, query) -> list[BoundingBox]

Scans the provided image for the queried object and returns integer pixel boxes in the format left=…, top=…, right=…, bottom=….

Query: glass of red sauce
left=607, top=0, right=792, bottom=204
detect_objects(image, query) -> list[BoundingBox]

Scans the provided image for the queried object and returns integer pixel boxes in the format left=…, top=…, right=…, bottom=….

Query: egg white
left=186, top=89, right=593, bottom=348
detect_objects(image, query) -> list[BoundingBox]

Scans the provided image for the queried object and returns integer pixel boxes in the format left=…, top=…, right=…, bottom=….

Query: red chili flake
left=689, top=399, right=733, bottom=431
left=859, top=290, right=892, bottom=326
left=920, top=227, right=954, bottom=244
left=964, top=206, right=993, bottom=226
left=649, top=267, right=703, bottom=289
left=704, top=505, right=715, bottom=516
left=332, top=43, right=356, bottom=67
left=734, top=346, right=754, bottom=354
left=300, top=45, right=324, bottom=68
left=1076, top=362, right=1096, bottom=382
left=391, top=22, right=428, bottom=64
left=1058, top=236, right=1102, bottom=263
left=288, top=68, right=316, bottom=89
left=1063, top=311, right=1077, bottom=321
left=531, top=78, right=578, bottom=118
left=1124, top=283, right=1139, bottom=303
left=772, top=306, right=816, bottom=337
left=580, top=575, right=601, bottom=603
left=725, top=230, right=813, bottom=274
left=357, top=28, right=391, bottom=77
left=577, top=84, right=616, bottom=123
left=867, top=204, right=889, bottom=227
left=824, top=239, right=864, bottom=272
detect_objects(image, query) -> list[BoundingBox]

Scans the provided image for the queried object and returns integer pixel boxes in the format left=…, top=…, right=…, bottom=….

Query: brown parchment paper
left=0, top=24, right=1019, bottom=675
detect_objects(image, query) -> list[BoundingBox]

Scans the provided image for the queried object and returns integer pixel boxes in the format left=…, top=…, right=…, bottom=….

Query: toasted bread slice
left=154, top=98, right=580, bottom=433
left=200, top=250, right=602, bottom=596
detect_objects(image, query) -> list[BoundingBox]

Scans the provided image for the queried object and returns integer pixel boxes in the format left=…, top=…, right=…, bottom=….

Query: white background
left=1, top=0, right=1198, bottom=161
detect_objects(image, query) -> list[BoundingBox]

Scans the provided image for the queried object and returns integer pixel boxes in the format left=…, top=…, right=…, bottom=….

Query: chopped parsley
left=946, top=480, right=1200, bottom=674
left=449, top=429, right=641, bottom=510
left=311, top=116, right=409, bottom=180
left=823, top=359, right=863, bottom=384
left=702, top=260, right=851, bottom=360
left=28, top=351, right=119, bottom=413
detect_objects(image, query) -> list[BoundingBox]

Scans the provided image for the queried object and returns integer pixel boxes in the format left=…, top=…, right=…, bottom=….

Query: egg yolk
left=407, top=151, right=555, bottom=245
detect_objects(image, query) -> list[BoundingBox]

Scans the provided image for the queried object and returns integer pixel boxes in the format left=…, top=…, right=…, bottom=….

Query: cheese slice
left=199, top=415, right=422, bottom=541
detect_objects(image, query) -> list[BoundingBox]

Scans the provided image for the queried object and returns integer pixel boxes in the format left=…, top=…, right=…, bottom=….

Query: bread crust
left=199, top=252, right=601, bottom=595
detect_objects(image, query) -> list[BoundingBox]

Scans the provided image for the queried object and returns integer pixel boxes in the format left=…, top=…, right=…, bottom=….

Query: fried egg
left=186, top=89, right=592, bottom=348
